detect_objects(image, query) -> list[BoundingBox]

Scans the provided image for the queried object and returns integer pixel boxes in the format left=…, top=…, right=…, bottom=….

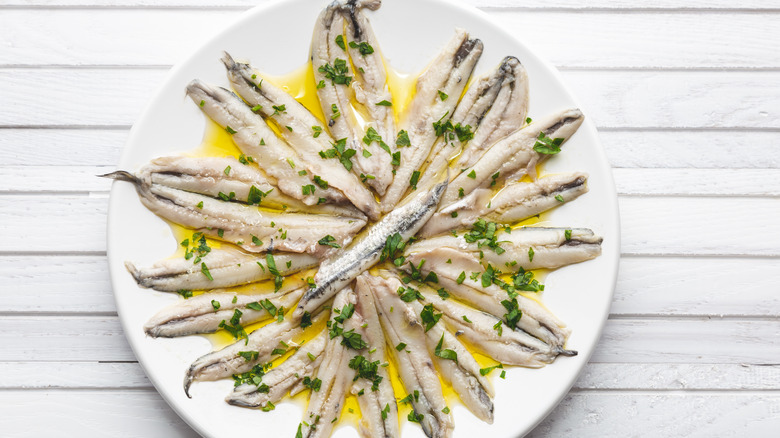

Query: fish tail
left=99, top=170, right=141, bottom=186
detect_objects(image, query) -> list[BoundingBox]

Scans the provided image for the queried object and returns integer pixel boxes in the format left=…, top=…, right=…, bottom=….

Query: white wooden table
left=1, top=0, right=779, bottom=436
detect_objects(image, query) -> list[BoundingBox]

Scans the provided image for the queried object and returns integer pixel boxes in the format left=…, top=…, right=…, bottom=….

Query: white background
left=1, top=0, right=779, bottom=436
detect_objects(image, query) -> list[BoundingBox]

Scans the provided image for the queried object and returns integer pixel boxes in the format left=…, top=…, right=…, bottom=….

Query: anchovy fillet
left=125, top=246, right=317, bottom=292
left=299, top=288, right=358, bottom=438
left=101, top=171, right=366, bottom=256
left=294, top=179, right=447, bottom=317
left=403, top=248, right=575, bottom=351
left=221, top=53, right=380, bottom=220
left=144, top=287, right=304, bottom=338
left=186, top=79, right=348, bottom=205
left=183, top=309, right=328, bottom=397
left=417, top=56, right=525, bottom=192
left=380, top=29, right=483, bottom=212
left=366, top=274, right=453, bottom=438
left=140, top=155, right=363, bottom=217
left=440, top=108, right=584, bottom=207
left=420, top=173, right=589, bottom=237
left=353, top=273, right=399, bottom=438
left=454, top=57, right=529, bottom=170
left=227, top=329, right=328, bottom=408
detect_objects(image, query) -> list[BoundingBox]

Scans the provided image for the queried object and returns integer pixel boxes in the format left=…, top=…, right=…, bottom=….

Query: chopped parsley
left=533, top=131, right=564, bottom=155
left=211, top=299, right=221, bottom=310
left=349, top=355, right=383, bottom=391
left=349, top=40, right=374, bottom=56
left=409, top=170, right=421, bottom=190
left=565, top=229, right=572, bottom=241
left=479, top=363, right=504, bottom=376
left=303, top=376, right=322, bottom=392
left=238, top=350, right=259, bottom=362
left=437, top=90, right=448, bottom=101
left=420, top=303, right=442, bottom=332
left=265, top=253, right=284, bottom=292
left=396, top=130, right=411, bottom=147
left=555, top=194, right=565, bottom=203
left=318, top=235, right=340, bottom=248
left=396, top=342, right=407, bottom=351
left=376, top=100, right=392, bottom=107
left=319, top=137, right=356, bottom=171
left=219, top=309, right=247, bottom=342
left=380, top=232, right=407, bottom=266
left=225, top=126, right=237, bottom=135
left=434, top=333, right=457, bottom=362
left=201, top=262, right=213, bottom=281
left=335, top=34, right=346, bottom=50
left=318, top=58, right=352, bottom=85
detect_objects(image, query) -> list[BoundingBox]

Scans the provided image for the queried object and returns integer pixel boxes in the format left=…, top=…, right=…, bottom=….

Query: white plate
left=107, top=0, right=621, bottom=436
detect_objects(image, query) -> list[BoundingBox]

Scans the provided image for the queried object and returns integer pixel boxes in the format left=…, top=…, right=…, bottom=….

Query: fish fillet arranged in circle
left=294, top=178, right=447, bottom=318
left=419, top=172, right=589, bottom=238
left=144, top=286, right=304, bottom=338
left=140, top=155, right=364, bottom=217
left=403, top=247, right=576, bottom=350
left=366, top=273, right=454, bottom=438
left=353, top=274, right=399, bottom=438
left=101, top=171, right=366, bottom=256
left=380, top=29, right=484, bottom=212
left=311, top=1, right=391, bottom=196
left=227, top=329, right=328, bottom=409
left=440, top=108, right=584, bottom=207
left=183, top=308, right=328, bottom=397
left=417, top=56, right=528, bottom=192
left=186, top=79, right=348, bottom=206
left=221, top=53, right=380, bottom=220
left=298, top=288, right=359, bottom=438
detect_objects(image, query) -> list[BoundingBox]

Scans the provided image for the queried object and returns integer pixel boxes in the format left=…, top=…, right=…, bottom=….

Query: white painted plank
left=1, top=69, right=778, bottom=128
left=4, top=361, right=777, bottom=391
left=2, top=0, right=779, bottom=10
left=0, top=390, right=197, bottom=438
left=614, top=257, right=780, bottom=317
left=4, top=129, right=779, bottom=169
left=3, top=256, right=778, bottom=317
left=2, top=10, right=778, bottom=68
left=530, top=392, right=780, bottom=438
left=1, top=316, right=777, bottom=363
left=5, top=166, right=780, bottom=196
left=0, top=255, right=114, bottom=313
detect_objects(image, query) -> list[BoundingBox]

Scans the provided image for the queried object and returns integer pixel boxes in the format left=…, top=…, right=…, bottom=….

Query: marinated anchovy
left=403, top=248, right=575, bottom=351
left=353, top=273, right=399, bottom=438
left=126, top=246, right=317, bottom=292
left=144, top=287, right=304, bottom=338
left=311, top=1, right=389, bottom=196
left=440, top=108, right=584, bottom=207
left=417, top=56, right=526, bottom=192
left=380, top=29, right=483, bottom=213
left=408, top=225, right=602, bottom=271
left=365, top=273, right=454, bottom=438
left=299, top=288, right=359, bottom=438
left=221, top=53, right=380, bottom=220
left=294, top=179, right=447, bottom=318
left=343, top=0, right=396, bottom=195
left=373, top=271, right=494, bottom=423
left=414, top=283, right=564, bottom=367
left=186, top=79, right=348, bottom=205
left=140, top=155, right=363, bottom=217
left=454, top=57, right=529, bottom=170
left=227, top=329, right=328, bottom=408
left=101, top=171, right=366, bottom=256
left=183, top=310, right=328, bottom=397
left=420, top=173, right=589, bottom=237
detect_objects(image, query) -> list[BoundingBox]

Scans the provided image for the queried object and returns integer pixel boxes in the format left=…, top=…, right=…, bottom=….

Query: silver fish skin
left=342, top=0, right=396, bottom=196
left=440, top=108, right=584, bottom=207
left=311, top=2, right=389, bottom=196
left=353, top=273, right=399, bottom=438
left=139, top=155, right=363, bottom=217
left=221, top=53, right=381, bottom=220
left=380, top=29, right=483, bottom=213
left=408, top=226, right=602, bottom=271
left=125, top=246, right=318, bottom=292
left=144, top=287, right=304, bottom=338
left=414, top=283, right=561, bottom=367
left=454, top=57, right=529, bottom=170
left=417, top=56, right=524, bottom=192
left=183, top=309, right=328, bottom=397
left=186, top=79, right=347, bottom=205
left=299, top=288, right=359, bottom=438
left=293, top=178, right=447, bottom=318
left=101, top=171, right=366, bottom=256
left=419, top=173, right=589, bottom=238
left=366, top=273, right=454, bottom=438
left=227, top=329, right=328, bottom=408
left=403, top=248, right=575, bottom=350
left=375, top=271, right=494, bottom=423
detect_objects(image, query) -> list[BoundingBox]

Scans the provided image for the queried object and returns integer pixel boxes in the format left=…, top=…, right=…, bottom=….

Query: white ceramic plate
left=107, top=0, right=620, bottom=436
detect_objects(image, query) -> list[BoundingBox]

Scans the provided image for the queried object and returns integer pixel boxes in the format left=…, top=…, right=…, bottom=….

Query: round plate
left=107, top=0, right=621, bottom=436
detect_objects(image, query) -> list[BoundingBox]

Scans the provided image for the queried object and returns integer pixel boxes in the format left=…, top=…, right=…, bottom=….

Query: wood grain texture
left=2, top=10, right=778, bottom=68
left=1, top=69, right=778, bottom=128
